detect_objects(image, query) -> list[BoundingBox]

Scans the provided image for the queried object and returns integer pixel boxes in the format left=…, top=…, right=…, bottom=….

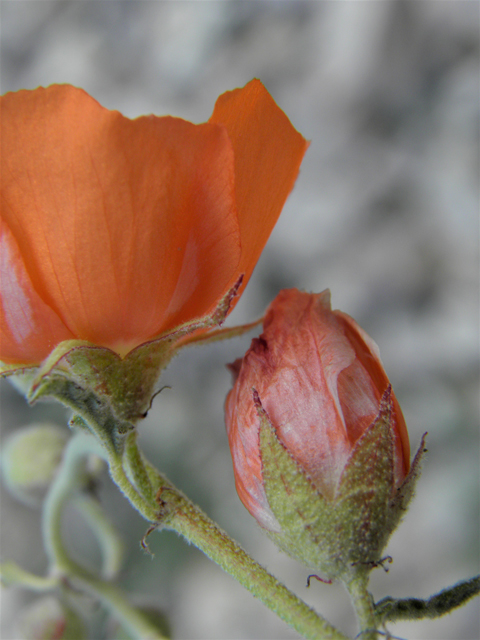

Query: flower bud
left=1, top=423, right=68, bottom=506
left=225, top=289, right=421, bottom=580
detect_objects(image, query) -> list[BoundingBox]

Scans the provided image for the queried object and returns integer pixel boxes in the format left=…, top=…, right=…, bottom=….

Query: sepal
left=387, top=431, right=427, bottom=532
left=28, top=372, right=133, bottom=455
left=28, top=339, right=176, bottom=425
left=333, top=387, right=395, bottom=569
left=3, top=280, right=243, bottom=458
left=0, top=361, right=37, bottom=378
left=257, top=387, right=418, bottom=582
left=20, top=277, right=244, bottom=430
left=256, top=390, right=334, bottom=573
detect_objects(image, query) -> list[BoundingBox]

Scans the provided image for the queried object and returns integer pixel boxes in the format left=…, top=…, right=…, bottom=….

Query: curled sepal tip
left=375, top=575, right=480, bottom=623
left=387, top=431, right=428, bottom=533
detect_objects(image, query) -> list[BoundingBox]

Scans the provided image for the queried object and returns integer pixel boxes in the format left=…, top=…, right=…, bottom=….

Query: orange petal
left=209, top=79, right=309, bottom=297
left=0, top=219, right=74, bottom=363
left=1, top=86, right=241, bottom=355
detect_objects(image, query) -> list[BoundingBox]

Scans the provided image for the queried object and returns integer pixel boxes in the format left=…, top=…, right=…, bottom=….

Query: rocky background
left=1, top=2, right=479, bottom=639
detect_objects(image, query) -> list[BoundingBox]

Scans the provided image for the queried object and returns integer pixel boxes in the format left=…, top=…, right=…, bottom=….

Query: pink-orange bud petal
left=225, top=288, right=410, bottom=530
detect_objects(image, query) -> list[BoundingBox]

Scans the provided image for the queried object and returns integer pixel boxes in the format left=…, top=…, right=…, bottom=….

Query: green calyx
left=1, top=277, right=250, bottom=434
left=258, top=388, right=426, bottom=583
left=29, top=338, right=176, bottom=424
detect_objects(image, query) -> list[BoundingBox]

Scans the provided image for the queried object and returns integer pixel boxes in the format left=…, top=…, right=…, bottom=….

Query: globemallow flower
left=0, top=80, right=308, bottom=366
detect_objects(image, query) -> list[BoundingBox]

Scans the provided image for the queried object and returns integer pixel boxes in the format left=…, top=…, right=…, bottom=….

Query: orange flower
left=0, top=80, right=308, bottom=365
left=225, top=289, right=410, bottom=532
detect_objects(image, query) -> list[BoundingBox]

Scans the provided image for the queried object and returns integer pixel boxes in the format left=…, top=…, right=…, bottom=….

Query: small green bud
left=1, top=423, right=68, bottom=506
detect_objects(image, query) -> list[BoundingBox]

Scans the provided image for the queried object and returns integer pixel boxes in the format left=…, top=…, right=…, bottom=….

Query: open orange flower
left=0, top=80, right=308, bottom=365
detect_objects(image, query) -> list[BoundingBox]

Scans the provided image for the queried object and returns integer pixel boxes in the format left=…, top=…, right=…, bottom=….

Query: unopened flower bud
left=226, top=289, right=423, bottom=580
left=1, top=423, right=68, bottom=506
left=14, top=596, right=86, bottom=640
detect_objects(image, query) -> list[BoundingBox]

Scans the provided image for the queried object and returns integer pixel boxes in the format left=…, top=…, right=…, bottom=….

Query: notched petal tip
left=211, top=274, right=244, bottom=327
left=210, top=80, right=309, bottom=301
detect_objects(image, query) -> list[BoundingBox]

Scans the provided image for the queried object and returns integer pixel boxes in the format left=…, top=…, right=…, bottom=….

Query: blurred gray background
left=1, top=1, right=479, bottom=639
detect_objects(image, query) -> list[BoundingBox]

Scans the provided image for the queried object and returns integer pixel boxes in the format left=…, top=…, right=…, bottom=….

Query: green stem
left=71, top=573, right=166, bottom=640
left=100, top=432, right=348, bottom=639
left=26, top=355, right=348, bottom=637
left=343, top=571, right=377, bottom=640
left=1, top=560, right=165, bottom=640
left=0, top=561, right=58, bottom=592
left=168, top=499, right=347, bottom=640
left=73, top=493, right=124, bottom=580
left=43, top=423, right=347, bottom=639
left=42, top=432, right=100, bottom=575
left=65, top=431, right=347, bottom=639
left=42, top=432, right=167, bottom=640
left=107, top=447, right=161, bottom=522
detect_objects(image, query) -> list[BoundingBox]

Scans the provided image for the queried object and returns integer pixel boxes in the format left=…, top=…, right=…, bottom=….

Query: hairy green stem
left=107, top=447, right=161, bottom=522
left=70, top=429, right=347, bottom=639
left=26, top=365, right=350, bottom=637
left=343, top=572, right=377, bottom=640
left=169, top=499, right=347, bottom=640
